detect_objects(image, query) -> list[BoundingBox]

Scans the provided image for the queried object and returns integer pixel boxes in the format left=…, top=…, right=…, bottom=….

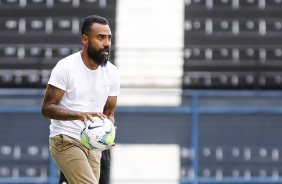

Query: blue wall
left=1, top=90, right=282, bottom=184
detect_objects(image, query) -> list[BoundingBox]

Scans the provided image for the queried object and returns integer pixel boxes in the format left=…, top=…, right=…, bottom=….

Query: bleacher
left=182, top=146, right=282, bottom=178
left=183, top=0, right=282, bottom=89
left=0, top=0, right=117, bottom=88
left=0, top=144, right=49, bottom=178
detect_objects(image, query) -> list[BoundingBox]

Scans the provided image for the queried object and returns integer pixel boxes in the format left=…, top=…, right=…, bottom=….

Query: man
left=41, top=15, right=120, bottom=184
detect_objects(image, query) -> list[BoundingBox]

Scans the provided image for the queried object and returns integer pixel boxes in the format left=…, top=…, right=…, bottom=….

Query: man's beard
left=87, top=43, right=110, bottom=67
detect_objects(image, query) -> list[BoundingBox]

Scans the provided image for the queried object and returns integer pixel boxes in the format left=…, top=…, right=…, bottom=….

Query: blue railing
left=182, top=90, right=282, bottom=184
left=0, top=90, right=282, bottom=184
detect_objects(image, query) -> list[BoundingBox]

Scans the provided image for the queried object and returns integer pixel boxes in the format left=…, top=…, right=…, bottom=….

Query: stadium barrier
left=0, top=90, right=281, bottom=184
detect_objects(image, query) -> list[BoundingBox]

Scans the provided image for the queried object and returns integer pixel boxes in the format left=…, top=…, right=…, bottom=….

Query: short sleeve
left=48, top=61, right=69, bottom=91
left=109, top=65, right=120, bottom=96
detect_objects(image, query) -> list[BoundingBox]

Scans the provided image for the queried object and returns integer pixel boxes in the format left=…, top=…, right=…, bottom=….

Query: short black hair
left=81, top=15, right=109, bottom=36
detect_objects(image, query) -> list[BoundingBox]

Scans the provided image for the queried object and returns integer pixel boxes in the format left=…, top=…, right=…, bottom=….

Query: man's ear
left=81, top=34, right=88, bottom=46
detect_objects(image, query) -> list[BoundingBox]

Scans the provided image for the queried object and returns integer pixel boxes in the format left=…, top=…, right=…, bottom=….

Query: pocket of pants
left=50, top=134, right=64, bottom=152
left=61, top=134, right=82, bottom=152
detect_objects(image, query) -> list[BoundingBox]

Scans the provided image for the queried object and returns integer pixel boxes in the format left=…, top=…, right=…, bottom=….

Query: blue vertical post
left=191, top=94, right=198, bottom=184
left=49, top=156, right=57, bottom=184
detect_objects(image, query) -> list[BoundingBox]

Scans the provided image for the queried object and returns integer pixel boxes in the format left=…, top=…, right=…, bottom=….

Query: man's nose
left=104, top=39, right=111, bottom=47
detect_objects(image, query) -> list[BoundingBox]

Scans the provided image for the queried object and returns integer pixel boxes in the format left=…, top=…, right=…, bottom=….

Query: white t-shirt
left=48, top=51, right=120, bottom=140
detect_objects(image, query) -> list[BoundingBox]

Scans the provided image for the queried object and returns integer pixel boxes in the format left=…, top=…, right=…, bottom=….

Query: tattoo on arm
left=42, top=85, right=79, bottom=120
left=104, top=100, right=112, bottom=111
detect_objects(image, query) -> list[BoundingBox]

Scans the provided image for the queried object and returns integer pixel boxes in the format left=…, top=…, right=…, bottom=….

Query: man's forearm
left=42, top=104, right=80, bottom=120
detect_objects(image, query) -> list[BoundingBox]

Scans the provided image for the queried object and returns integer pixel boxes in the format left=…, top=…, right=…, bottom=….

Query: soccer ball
left=81, top=116, right=115, bottom=151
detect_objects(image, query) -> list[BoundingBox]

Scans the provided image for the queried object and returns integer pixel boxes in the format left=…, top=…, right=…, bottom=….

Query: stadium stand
left=0, top=144, right=49, bottom=178
left=183, top=0, right=282, bottom=89
left=0, top=0, right=116, bottom=88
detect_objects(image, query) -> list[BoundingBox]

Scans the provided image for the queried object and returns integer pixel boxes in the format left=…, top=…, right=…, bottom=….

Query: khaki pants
left=49, top=134, right=102, bottom=184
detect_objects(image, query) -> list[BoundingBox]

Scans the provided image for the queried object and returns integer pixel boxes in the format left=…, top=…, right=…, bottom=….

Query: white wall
left=111, top=144, right=180, bottom=184
left=115, top=0, right=185, bottom=106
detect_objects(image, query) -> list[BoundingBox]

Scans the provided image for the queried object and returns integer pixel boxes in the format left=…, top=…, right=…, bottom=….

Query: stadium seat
left=25, top=47, right=45, bottom=58
left=184, top=19, right=206, bottom=34
left=185, top=0, right=206, bottom=8
left=25, top=0, right=47, bottom=8
left=213, top=19, right=233, bottom=34
left=24, top=19, right=45, bottom=34
left=265, top=0, right=282, bottom=7
left=0, top=0, right=20, bottom=7
left=52, top=0, right=74, bottom=8
left=3, top=19, right=18, bottom=32
left=213, top=0, right=234, bottom=9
